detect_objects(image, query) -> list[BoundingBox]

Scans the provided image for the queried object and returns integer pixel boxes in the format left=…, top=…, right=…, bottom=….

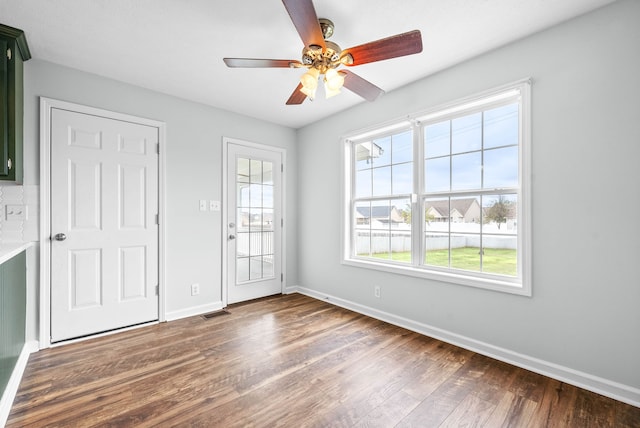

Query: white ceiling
left=1, top=0, right=615, bottom=129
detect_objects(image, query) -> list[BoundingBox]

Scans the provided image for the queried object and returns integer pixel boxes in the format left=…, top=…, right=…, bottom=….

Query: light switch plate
left=199, top=200, right=207, bottom=211
left=5, top=204, right=27, bottom=221
left=210, top=200, right=220, bottom=211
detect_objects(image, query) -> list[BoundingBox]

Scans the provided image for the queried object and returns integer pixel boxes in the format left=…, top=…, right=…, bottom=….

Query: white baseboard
left=165, top=301, right=224, bottom=322
left=0, top=340, right=39, bottom=427
left=286, top=285, right=640, bottom=408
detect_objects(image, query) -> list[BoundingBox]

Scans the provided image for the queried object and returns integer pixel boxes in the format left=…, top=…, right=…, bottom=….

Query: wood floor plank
left=483, top=390, right=537, bottom=427
left=396, top=351, right=496, bottom=427
left=527, top=378, right=574, bottom=428
left=508, top=367, right=548, bottom=403
left=351, top=390, right=422, bottom=428
left=439, top=393, right=495, bottom=427
left=6, top=294, right=640, bottom=427
left=616, top=399, right=640, bottom=427
left=309, top=335, right=435, bottom=426
left=570, top=387, right=618, bottom=428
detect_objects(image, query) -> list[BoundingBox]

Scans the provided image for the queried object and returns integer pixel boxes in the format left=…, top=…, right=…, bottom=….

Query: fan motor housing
left=301, top=40, right=341, bottom=73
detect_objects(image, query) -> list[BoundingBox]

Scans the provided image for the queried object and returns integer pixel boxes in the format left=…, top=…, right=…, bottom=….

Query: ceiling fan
left=223, top=0, right=423, bottom=105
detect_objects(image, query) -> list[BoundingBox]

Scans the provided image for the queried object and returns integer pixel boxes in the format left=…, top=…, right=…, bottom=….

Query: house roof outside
left=356, top=205, right=404, bottom=223
left=426, top=198, right=479, bottom=218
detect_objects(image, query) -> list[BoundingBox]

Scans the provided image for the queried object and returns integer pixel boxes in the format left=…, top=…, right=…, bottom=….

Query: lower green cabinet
left=0, top=250, right=27, bottom=399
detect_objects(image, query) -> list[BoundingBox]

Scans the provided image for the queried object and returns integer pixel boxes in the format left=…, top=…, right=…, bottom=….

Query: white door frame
left=221, top=137, right=286, bottom=306
left=39, top=97, right=167, bottom=348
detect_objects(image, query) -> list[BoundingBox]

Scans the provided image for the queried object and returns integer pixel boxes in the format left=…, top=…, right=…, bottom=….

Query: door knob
left=54, top=233, right=67, bottom=241
left=228, top=234, right=236, bottom=240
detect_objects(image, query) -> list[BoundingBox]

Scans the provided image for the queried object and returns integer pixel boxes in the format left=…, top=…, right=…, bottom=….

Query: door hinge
left=6, top=48, right=11, bottom=60
left=156, top=143, right=160, bottom=154
left=281, top=218, right=284, bottom=227
left=155, top=214, right=159, bottom=224
left=155, top=285, right=159, bottom=296
left=281, top=273, right=283, bottom=282
left=281, top=164, right=283, bottom=173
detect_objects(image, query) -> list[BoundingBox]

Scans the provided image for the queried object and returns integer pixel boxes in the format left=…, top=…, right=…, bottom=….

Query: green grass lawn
left=368, top=247, right=517, bottom=276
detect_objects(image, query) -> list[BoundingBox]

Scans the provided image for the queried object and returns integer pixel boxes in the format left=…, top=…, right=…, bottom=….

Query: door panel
left=50, top=108, right=159, bottom=342
left=120, top=246, right=147, bottom=299
left=227, top=143, right=282, bottom=304
left=69, top=249, right=101, bottom=308
left=70, top=160, right=102, bottom=230
left=120, top=164, right=147, bottom=228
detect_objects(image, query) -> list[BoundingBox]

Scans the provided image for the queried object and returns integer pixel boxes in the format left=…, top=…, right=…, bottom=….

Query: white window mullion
left=412, top=121, right=422, bottom=267
left=346, top=139, right=357, bottom=260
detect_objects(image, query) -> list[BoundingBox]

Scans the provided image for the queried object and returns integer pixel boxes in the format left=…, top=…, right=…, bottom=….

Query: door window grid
left=236, top=157, right=275, bottom=282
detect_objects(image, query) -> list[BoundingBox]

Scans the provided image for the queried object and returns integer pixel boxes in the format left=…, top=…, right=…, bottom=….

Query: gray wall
left=296, top=0, right=640, bottom=394
left=22, top=60, right=298, bottom=323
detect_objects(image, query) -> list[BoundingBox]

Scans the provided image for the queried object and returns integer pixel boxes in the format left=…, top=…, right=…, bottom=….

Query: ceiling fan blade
left=224, top=58, right=303, bottom=68
left=286, top=83, right=307, bottom=105
left=282, top=0, right=326, bottom=50
left=342, top=30, right=423, bottom=66
left=341, top=71, right=385, bottom=102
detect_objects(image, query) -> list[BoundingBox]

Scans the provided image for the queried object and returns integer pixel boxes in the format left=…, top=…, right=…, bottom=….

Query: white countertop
left=0, top=242, right=34, bottom=265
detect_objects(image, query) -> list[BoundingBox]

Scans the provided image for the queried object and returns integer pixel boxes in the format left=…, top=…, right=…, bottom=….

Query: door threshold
left=227, top=293, right=284, bottom=309
left=50, top=320, right=159, bottom=347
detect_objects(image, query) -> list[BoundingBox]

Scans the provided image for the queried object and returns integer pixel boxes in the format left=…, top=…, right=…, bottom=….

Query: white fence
left=236, top=231, right=274, bottom=257
left=236, top=231, right=275, bottom=281
left=355, top=230, right=516, bottom=254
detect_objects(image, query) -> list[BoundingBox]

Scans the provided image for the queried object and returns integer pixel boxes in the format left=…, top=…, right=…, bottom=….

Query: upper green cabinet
left=0, top=23, right=30, bottom=182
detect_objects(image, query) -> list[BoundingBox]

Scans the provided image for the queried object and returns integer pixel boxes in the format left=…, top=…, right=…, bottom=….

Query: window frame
left=342, top=79, right=532, bottom=296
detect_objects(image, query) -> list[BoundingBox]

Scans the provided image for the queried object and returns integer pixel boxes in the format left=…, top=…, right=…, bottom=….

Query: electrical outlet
left=374, top=286, right=381, bottom=298
left=191, top=283, right=200, bottom=296
left=199, top=200, right=207, bottom=211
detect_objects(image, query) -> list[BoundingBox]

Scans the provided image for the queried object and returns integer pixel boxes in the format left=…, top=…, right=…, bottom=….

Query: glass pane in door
left=236, top=157, right=275, bottom=283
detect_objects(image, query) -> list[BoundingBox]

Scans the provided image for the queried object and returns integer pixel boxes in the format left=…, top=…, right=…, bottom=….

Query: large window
left=343, top=81, right=531, bottom=295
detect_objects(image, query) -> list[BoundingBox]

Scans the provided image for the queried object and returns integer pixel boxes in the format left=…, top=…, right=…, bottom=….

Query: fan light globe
left=300, top=85, right=317, bottom=100
left=323, top=68, right=345, bottom=98
left=300, top=68, right=319, bottom=90
left=324, top=84, right=341, bottom=98
left=325, top=68, right=345, bottom=90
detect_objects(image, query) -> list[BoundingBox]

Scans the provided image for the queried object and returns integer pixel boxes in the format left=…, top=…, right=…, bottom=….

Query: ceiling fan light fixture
left=300, top=85, right=317, bottom=100
left=324, top=68, right=345, bottom=90
left=324, top=83, right=341, bottom=99
left=224, top=0, right=423, bottom=105
left=300, top=67, right=320, bottom=100
left=324, top=68, right=345, bottom=99
left=300, top=67, right=319, bottom=89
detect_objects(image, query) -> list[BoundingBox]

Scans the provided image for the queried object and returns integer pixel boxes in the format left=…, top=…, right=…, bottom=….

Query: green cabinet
left=0, top=24, right=30, bottom=182
left=0, top=250, right=27, bottom=399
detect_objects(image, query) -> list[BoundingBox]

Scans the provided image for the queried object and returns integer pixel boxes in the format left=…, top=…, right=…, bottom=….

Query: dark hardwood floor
left=7, top=294, right=640, bottom=427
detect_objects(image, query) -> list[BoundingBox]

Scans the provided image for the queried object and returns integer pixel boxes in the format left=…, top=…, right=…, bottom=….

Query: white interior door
left=50, top=108, right=159, bottom=342
left=226, top=142, right=283, bottom=304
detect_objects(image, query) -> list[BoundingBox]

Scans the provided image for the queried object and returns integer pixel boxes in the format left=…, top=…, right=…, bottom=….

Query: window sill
left=342, top=257, right=531, bottom=296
